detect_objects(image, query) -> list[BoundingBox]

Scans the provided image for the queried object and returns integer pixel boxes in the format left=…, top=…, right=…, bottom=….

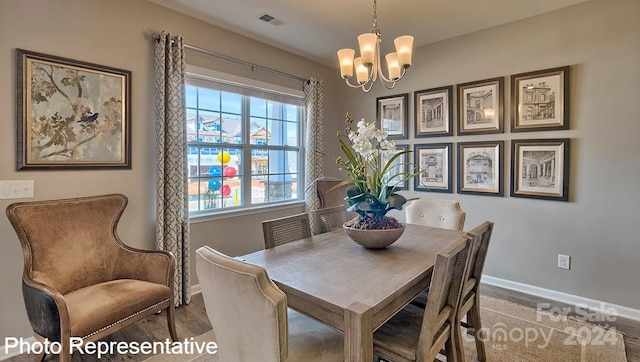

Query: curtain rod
left=184, top=44, right=308, bottom=83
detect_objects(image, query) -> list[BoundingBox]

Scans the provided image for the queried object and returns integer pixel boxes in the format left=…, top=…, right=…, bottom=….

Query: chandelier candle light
left=337, top=0, right=414, bottom=92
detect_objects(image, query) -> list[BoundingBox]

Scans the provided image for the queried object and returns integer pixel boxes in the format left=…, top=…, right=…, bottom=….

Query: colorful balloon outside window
left=217, top=151, right=231, bottom=164
left=208, top=179, right=221, bottom=192
left=223, top=166, right=237, bottom=177
left=221, top=184, right=232, bottom=197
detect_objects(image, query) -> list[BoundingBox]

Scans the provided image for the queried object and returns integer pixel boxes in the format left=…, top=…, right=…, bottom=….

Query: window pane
left=285, top=104, right=298, bottom=121
left=220, top=113, right=243, bottom=144
left=221, top=92, right=241, bottom=114
left=287, top=151, right=298, bottom=174
left=251, top=176, right=266, bottom=204
left=268, top=149, right=286, bottom=174
left=199, top=88, right=220, bottom=110
left=250, top=117, right=267, bottom=145
left=250, top=97, right=267, bottom=117
left=186, top=85, right=198, bottom=108
left=251, top=147, right=268, bottom=175
left=286, top=121, right=298, bottom=146
left=268, top=119, right=286, bottom=146
left=186, top=110, right=198, bottom=141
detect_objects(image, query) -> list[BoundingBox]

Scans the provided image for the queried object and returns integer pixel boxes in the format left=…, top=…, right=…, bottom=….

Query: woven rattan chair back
left=262, top=212, right=312, bottom=249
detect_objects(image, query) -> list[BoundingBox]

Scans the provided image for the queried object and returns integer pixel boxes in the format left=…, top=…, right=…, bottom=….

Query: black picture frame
left=414, top=143, right=453, bottom=193
left=16, top=49, right=131, bottom=170
left=376, top=93, right=408, bottom=139
left=456, top=77, right=504, bottom=135
left=511, top=66, right=570, bottom=132
left=414, top=85, right=453, bottom=137
left=457, top=141, right=504, bottom=196
left=510, top=138, right=570, bottom=201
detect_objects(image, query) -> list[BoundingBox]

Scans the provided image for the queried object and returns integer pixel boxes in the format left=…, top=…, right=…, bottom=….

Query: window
left=186, top=70, right=304, bottom=216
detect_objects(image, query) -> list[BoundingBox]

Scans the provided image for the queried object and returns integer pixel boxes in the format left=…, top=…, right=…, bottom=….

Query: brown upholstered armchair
left=6, top=194, right=177, bottom=362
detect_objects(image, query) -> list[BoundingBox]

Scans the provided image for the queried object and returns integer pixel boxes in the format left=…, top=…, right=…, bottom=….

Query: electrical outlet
left=558, top=254, right=571, bottom=270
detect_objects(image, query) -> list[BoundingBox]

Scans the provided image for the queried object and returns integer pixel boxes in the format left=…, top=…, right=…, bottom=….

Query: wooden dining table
left=241, top=224, right=466, bottom=362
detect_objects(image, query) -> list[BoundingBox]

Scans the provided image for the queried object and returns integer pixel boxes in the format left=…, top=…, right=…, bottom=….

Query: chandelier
left=337, top=0, right=414, bottom=92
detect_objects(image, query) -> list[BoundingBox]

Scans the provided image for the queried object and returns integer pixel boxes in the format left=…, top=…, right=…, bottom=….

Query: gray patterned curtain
left=304, top=78, right=324, bottom=214
left=154, top=32, right=190, bottom=306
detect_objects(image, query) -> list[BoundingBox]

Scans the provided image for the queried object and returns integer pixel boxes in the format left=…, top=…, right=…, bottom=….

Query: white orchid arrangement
left=333, top=112, right=419, bottom=225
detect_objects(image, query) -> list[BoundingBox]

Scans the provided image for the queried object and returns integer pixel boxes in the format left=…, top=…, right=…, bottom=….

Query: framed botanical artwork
left=457, top=77, right=504, bottom=135
left=380, top=144, right=409, bottom=190
left=511, top=66, right=570, bottom=132
left=414, top=85, right=453, bottom=137
left=414, top=143, right=452, bottom=193
left=457, top=141, right=504, bottom=196
left=16, top=49, right=131, bottom=170
left=376, top=93, right=408, bottom=139
left=511, top=138, right=570, bottom=201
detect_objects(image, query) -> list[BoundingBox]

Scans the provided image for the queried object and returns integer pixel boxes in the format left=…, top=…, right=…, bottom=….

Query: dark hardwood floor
left=6, top=285, right=639, bottom=361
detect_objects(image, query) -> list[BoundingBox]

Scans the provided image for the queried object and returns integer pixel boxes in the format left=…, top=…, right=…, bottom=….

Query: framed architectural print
left=511, top=66, right=570, bottom=132
left=414, top=143, right=452, bottom=193
left=414, top=85, right=453, bottom=137
left=511, top=138, right=570, bottom=201
left=457, top=77, right=504, bottom=135
left=380, top=144, right=409, bottom=190
left=376, top=93, right=408, bottom=139
left=457, top=141, right=504, bottom=196
left=16, top=49, right=131, bottom=170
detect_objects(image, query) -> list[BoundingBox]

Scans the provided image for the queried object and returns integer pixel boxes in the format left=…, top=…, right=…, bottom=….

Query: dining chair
left=372, top=235, right=473, bottom=362
left=309, top=205, right=349, bottom=234
left=311, top=177, right=350, bottom=209
left=409, top=221, right=494, bottom=362
left=407, top=198, right=466, bottom=314
left=262, top=212, right=312, bottom=249
left=5, top=194, right=177, bottom=362
left=405, top=198, right=466, bottom=231
left=455, top=221, right=494, bottom=362
left=195, top=246, right=344, bottom=362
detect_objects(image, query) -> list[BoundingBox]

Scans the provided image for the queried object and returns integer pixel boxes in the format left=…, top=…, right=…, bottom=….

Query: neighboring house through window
left=186, top=66, right=304, bottom=216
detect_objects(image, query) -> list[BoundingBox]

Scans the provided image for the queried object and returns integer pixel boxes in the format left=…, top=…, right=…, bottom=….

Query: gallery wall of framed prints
left=378, top=65, right=572, bottom=202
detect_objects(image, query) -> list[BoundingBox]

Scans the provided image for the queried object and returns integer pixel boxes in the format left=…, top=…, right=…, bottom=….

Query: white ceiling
left=148, top=0, right=589, bottom=67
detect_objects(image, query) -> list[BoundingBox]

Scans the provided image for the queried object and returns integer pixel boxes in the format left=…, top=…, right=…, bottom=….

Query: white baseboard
left=483, top=275, right=640, bottom=322
left=0, top=336, right=36, bottom=361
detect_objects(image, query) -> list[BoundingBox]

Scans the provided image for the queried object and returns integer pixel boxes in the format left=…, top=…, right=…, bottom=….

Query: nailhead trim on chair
left=82, top=298, right=170, bottom=339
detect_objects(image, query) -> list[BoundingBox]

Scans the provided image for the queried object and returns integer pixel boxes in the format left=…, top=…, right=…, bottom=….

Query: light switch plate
left=0, top=180, right=34, bottom=199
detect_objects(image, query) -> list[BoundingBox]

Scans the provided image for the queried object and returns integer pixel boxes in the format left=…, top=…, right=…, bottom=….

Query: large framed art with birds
left=16, top=49, right=131, bottom=170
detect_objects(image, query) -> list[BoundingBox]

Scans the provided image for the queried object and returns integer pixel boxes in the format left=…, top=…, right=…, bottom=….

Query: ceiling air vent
left=257, top=13, right=283, bottom=26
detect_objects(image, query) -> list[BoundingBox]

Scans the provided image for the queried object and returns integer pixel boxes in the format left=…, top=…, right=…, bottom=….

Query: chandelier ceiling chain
left=337, top=0, right=414, bottom=92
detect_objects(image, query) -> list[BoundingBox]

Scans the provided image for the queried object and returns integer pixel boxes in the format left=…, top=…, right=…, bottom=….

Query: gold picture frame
left=17, top=49, right=131, bottom=170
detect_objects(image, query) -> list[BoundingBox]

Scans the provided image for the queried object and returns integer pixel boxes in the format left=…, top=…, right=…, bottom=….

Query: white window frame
left=185, top=65, right=306, bottom=221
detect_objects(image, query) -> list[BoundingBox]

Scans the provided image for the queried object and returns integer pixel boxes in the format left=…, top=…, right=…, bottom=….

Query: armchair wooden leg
left=167, top=304, right=178, bottom=341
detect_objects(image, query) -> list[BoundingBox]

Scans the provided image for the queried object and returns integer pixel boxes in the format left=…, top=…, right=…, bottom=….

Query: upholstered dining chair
left=311, top=177, right=349, bottom=209
left=5, top=194, right=177, bottom=362
left=373, top=235, right=473, bottom=362
left=262, top=212, right=312, bottom=249
left=405, top=198, right=466, bottom=231
left=309, top=205, right=349, bottom=235
left=195, top=246, right=343, bottom=362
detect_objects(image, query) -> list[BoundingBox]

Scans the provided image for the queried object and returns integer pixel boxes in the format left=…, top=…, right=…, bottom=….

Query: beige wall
left=335, top=0, right=640, bottom=310
left=0, top=0, right=340, bottom=342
